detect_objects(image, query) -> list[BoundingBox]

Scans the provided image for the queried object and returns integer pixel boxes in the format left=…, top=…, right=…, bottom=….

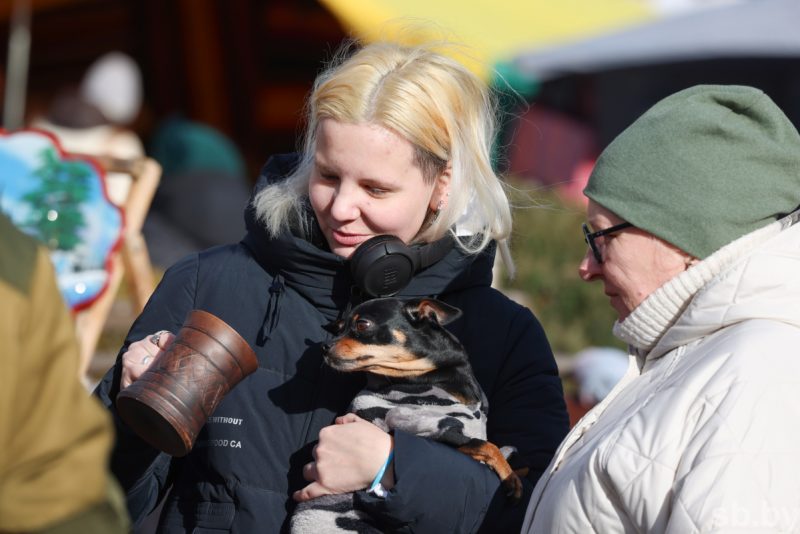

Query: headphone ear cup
left=350, top=235, right=415, bottom=297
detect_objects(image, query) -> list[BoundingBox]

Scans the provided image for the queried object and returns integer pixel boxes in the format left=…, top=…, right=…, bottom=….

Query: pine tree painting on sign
left=0, top=129, right=123, bottom=311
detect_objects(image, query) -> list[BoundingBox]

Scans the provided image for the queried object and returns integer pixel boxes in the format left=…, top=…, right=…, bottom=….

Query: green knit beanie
left=584, top=85, right=800, bottom=259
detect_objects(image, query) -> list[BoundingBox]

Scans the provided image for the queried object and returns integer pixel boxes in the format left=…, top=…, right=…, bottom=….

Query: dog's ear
left=323, top=319, right=346, bottom=335
left=403, top=298, right=462, bottom=325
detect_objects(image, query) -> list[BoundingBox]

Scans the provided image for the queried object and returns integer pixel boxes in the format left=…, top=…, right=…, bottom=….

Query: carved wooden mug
left=116, top=310, right=258, bottom=456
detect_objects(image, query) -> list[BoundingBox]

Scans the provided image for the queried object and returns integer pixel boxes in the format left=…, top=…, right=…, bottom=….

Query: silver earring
left=434, top=200, right=445, bottom=219
left=429, top=200, right=444, bottom=224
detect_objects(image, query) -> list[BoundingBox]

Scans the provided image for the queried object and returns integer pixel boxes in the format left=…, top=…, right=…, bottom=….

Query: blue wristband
left=368, top=449, right=394, bottom=496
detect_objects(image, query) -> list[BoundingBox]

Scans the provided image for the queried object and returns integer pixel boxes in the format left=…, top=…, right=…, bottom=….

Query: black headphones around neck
left=349, top=234, right=455, bottom=297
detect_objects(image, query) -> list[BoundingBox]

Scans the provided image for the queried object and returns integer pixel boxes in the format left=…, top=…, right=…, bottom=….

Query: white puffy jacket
left=522, top=211, right=800, bottom=533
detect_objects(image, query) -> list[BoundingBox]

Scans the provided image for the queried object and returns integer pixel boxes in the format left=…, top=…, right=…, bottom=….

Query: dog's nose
left=321, top=343, right=331, bottom=353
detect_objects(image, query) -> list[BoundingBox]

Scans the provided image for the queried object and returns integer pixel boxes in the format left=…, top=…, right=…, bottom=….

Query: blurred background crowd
left=2, top=0, right=799, bottom=419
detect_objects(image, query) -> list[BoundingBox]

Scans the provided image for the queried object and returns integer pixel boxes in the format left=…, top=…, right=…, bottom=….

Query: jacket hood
left=242, top=154, right=494, bottom=318
left=622, top=210, right=800, bottom=361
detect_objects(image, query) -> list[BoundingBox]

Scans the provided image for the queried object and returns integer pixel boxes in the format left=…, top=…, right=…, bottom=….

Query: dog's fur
left=290, top=297, right=523, bottom=533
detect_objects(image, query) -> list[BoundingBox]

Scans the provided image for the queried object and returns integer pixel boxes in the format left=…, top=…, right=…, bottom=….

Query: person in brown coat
left=0, top=212, right=128, bottom=533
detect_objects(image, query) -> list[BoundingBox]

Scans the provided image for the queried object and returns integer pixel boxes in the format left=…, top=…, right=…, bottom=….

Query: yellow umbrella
left=318, top=0, right=655, bottom=80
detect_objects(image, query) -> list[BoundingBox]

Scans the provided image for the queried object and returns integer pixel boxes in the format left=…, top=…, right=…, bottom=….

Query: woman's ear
left=429, top=166, right=452, bottom=212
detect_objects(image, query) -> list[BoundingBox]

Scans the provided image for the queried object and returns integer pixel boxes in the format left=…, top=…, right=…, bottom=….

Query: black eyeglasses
left=582, top=222, right=633, bottom=264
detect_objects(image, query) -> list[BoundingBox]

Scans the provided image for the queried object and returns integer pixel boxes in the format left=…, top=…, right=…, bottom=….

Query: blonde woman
left=96, top=41, right=569, bottom=533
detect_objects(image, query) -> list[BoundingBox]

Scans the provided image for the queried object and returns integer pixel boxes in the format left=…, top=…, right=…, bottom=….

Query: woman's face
left=309, top=119, right=447, bottom=259
left=579, top=200, right=690, bottom=321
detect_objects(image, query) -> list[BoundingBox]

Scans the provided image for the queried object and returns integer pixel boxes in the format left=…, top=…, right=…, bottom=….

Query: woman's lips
left=331, top=230, right=370, bottom=246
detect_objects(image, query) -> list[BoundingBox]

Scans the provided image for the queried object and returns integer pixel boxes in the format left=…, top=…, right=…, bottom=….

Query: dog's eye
left=354, top=318, right=373, bottom=332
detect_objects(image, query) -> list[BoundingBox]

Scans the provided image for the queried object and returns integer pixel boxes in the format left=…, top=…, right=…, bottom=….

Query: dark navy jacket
left=95, top=154, right=569, bottom=533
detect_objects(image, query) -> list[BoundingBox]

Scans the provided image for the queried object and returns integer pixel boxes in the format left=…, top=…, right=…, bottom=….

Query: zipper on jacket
left=258, top=274, right=284, bottom=345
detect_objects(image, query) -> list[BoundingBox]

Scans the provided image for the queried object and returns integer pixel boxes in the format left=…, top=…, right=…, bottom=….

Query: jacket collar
left=616, top=209, right=800, bottom=363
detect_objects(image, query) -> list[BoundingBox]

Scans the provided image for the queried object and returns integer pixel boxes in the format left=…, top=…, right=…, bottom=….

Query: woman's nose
left=329, top=184, right=360, bottom=222
left=578, top=249, right=601, bottom=282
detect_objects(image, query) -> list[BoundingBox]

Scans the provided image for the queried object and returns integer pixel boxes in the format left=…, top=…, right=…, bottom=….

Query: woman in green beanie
left=522, top=85, right=800, bottom=533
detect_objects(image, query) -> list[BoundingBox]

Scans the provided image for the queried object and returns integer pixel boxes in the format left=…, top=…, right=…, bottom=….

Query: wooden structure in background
left=73, top=155, right=160, bottom=379
left=0, top=0, right=347, bottom=179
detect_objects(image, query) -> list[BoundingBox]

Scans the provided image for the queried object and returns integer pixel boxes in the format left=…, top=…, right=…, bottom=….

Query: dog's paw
left=502, top=471, right=524, bottom=505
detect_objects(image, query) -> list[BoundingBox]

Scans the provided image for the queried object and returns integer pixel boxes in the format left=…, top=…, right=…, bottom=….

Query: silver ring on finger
left=142, top=355, right=152, bottom=366
left=149, top=330, right=168, bottom=346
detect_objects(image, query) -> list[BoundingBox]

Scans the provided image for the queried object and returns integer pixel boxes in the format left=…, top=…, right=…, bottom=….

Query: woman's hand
left=293, top=413, right=394, bottom=502
left=119, top=330, right=175, bottom=389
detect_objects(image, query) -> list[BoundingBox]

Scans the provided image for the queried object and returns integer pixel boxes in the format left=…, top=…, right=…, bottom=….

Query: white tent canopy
left=512, top=0, right=800, bottom=82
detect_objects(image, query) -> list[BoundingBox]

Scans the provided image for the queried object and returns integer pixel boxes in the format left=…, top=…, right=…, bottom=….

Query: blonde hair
left=253, top=40, right=513, bottom=271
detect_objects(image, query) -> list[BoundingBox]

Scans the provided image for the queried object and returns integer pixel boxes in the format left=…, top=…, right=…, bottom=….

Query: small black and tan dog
left=290, top=297, right=524, bottom=533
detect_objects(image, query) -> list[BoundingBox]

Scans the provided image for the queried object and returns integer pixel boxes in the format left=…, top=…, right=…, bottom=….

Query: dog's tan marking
left=457, top=440, right=523, bottom=503
left=391, top=329, right=407, bottom=344
left=328, top=340, right=436, bottom=375
left=365, top=359, right=436, bottom=377
left=331, top=338, right=364, bottom=359
left=450, top=392, right=471, bottom=405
